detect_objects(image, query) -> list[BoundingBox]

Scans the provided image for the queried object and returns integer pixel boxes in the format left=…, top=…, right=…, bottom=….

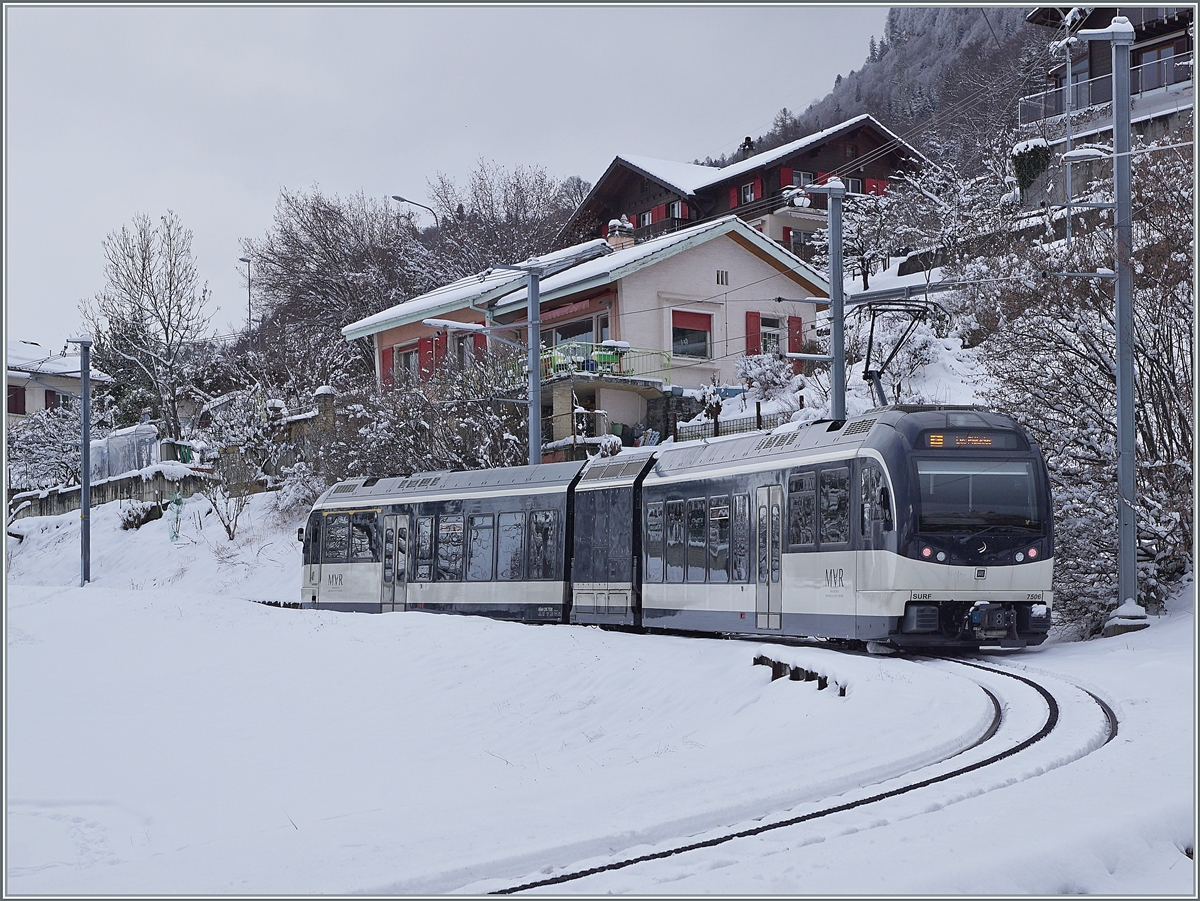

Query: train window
left=527, top=510, right=558, bottom=580
left=860, top=464, right=893, bottom=534
left=708, top=496, right=730, bottom=583
left=396, top=521, right=408, bottom=581
left=686, top=498, right=707, bottom=582
left=665, top=500, right=685, bottom=582
left=350, top=512, right=380, bottom=563
left=771, top=502, right=782, bottom=583
left=820, top=467, right=851, bottom=544
left=383, top=528, right=395, bottom=583
left=496, top=512, right=524, bottom=580
left=732, top=494, right=750, bottom=582
left=322, top=512, right=350, bottom=564
left=608, top=489, right=633, bottom=584
left=645, top=502, right=664, bottom=582
left=415, top=516, right=434, bottom=581
left=304, top=512, right=321, bottom=565
left=788, top=472, right=817, bottom=546
left=436, top=515, right=464, bottom=581
left=757, top=502, right=768, bottom=584
left=466, top=514, right=495, bottom=581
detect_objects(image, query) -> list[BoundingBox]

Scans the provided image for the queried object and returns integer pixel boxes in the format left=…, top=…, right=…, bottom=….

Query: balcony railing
left=1019, top=51, right=1193, bottom=125
left=632, top=217, right=691, bottom=243
left=535, top=340, right=672, bottom=384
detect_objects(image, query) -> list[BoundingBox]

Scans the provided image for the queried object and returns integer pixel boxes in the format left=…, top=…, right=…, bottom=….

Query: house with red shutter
left=6, top=340, right=111, bottom=420
left=562, top=114, right=925, bottom=263
left=342, top=216, right=828, bottom=457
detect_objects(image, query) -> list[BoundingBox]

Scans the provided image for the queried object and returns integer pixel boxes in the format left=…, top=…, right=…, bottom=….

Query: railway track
left=486, top=655, right=1118, bottom=895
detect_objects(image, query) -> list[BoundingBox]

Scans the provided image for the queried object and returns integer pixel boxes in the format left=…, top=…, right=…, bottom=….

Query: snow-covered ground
left=5, top=488, right=1195, bottom=895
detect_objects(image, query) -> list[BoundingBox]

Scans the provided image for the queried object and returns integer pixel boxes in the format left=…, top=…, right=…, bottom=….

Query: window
left=414, top=516, right=434, bottom=581
left=7, top=385, right=25, bottom=415
left=454, top=334, right=474, bottom=368
left=395, top=521, right=407, bottom=581
left=496, top=512, right=524, bottom=580
left=741, top=183, right=755, bottom=204
left=716, top=270, right=729, bottom=286
left=860, top=463, right=893, bottom=535
left=672, top=310, right=711, bottom=358
left=645, top=501, right=664, bottom=582
left=686, top=498, right=707, bottom=581
left=665, top=500, right=685, bottom=582
left=916, top=460, right=1039, bottom=531
left=527, top=510, right=558, bottom=580
left=788, top=471, right=817, bottom=546
left=436, top=515, right=464, bottom=581
left=322, top=513, right=350, bottom=564
left=398, top=348, right=419, bottom=377
left=466, top=514, right=495, bottom=581
left=350, top=512, right=380, bottom=562
left=845, top=143, right=859, bottom=160
left=668, top=200, right=683, bottom=219
left=760, top=316, right=784, bottom=355
left=44, top=390, right=60, bottom=410
left=303, top=512, right=322, bottom=566
left=708, top=496, right=730, bottom=583
left=820, top=467, right=851, bottom=544
left=792, top=170, right=815, bottom=187
left=639, top=211, right=653, bottom=228
left=598, top=313, right=610, bottom=343
left=731, top=494, right=751, bottom=582
left=846, top=177, right=863, bottom=195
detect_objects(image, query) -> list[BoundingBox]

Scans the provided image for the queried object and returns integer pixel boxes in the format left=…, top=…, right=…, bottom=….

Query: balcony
left=1019, top=51, right=1193, bottom=126
left=632, top=217, right=690, bottom=243
left=539, top=340, right=671, bottom=385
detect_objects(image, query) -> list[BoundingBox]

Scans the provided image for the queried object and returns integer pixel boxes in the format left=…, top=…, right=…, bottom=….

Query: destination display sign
left=921, top=430, right=1025, bottom=450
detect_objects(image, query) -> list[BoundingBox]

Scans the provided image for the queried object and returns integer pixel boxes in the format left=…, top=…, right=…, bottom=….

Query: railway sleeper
left=754, top=655, right=845, bottom=696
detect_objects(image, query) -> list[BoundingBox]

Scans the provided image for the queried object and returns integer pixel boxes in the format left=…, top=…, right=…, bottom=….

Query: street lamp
left=238, top=256, right=252, bottom=340
left=391, top=195, right=441, bottom=231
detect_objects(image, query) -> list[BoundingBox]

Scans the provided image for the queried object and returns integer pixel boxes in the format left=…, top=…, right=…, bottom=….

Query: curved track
left=490, top=656, right=1116, bottom=895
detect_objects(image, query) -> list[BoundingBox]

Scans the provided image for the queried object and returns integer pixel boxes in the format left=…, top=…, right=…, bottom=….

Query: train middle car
left=300, top=406, right=1055, bottom=650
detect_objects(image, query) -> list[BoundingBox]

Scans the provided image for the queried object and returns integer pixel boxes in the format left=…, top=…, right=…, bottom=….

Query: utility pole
left=67, top=336, right=92, bottom=586
left=1080, top=16, right=1137, bottom=605
left=784, top=178, right=847, bottom=419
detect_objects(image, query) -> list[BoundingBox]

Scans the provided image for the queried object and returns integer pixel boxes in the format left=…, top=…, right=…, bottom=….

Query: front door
left=756, top=485, right=783, bottom=629
left=381, top=514, right=409, bottom=612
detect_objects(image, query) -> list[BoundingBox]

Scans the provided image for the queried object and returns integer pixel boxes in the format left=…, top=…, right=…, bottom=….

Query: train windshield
left=916, top=459, right=1041, bottom=532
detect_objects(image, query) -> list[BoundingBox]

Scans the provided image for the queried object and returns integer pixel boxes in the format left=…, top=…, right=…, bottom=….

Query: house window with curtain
left=760, top=316, right=785, bottom=355
left=672, top=310, right=711, bottom=358
left=639, top=211, right=653, bottom=228
left=741, top=183, right=755, bottom=204
left=792, top=170, right=815, bottom=187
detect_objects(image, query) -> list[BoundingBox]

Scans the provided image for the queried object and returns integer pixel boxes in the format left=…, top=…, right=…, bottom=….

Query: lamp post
left=238, top=256, right=252, bottom=342
left=67, top=336, right=92, bottom=586
left=391, top=195, right=441, bottom=231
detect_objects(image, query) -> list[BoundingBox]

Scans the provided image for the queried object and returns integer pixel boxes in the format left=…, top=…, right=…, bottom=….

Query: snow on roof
left=616, top=115, right=926, bottom=198
left=493, top=216, right=829, bottom=314
left=6, top=341, right=112, bottom=381
left=342, top=240, right=612, bottom=341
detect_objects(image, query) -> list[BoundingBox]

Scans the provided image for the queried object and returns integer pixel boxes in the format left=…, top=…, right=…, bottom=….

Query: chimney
left=607, top=214, right=635, bottom=250
left=740, top=136, right=755, bottom=159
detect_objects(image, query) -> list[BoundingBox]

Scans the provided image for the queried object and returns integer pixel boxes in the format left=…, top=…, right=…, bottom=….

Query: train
left=298, top=405, right=1054, bottom=650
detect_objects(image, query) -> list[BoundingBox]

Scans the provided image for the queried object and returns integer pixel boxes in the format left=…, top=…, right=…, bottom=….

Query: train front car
left=876, top=407, right=1054, bottom=649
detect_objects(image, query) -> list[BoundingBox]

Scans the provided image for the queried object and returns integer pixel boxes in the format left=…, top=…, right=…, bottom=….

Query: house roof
left=492, top=215, right=829, bottom=317
left=6, top=341, right=112, bottom=382
left=341, top=239, right=611, bottom=341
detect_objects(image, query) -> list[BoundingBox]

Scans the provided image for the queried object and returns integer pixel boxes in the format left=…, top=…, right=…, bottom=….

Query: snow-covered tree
left=6, top=398, right=110, bottom=494
left=81, top=210, right=214, bottom=439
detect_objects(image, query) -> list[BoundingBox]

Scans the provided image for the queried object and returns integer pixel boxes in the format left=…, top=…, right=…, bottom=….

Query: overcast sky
left=4, top=4, right=888, bottom=354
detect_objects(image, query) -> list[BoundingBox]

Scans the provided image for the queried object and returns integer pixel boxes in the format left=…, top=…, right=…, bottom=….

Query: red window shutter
left=653, top=203, right=667, bottom=222
left=45, top=389, right=58, bottom=409
left=418, top=336, right=434, bottom=376
left=782, top=226, right=793, bottom=243
left=745, top=311, right=761, bottom=355
left=473, top=332, right=488, bottom=357
left=679, top=201, right=688, bottom=219
left=753, top=176, right=763, bottom=200
left=672, top=310, right=711, bottom=332
left=433, top=332, right=447, bottom=367
left=868, top=178, right=888, bottom=195
left=601, top=222, right=609, bottom=238
left=817, top=172, right=830, bottom=184
left=780, top=166, right=793, bottom=188
left=380, top=346, right=394, bottom=389
left=788, top=316, right=804, bottom=375
left=8, top=385, right=25, bottom=415
left=729, top=186, right=739, bottom=208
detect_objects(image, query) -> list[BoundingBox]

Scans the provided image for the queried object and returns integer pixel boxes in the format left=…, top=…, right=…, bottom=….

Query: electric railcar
left=299, top=406, right=1054, bottom=649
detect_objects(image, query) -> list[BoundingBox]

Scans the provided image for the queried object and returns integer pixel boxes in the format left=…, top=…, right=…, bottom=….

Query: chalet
left=342, top=216, right=829, bottom=458
left=6, top=340, right=111, bottom=420
left=1019, top=7, right=1193, bottom=205
left=561, top=114, right=927, bottom=262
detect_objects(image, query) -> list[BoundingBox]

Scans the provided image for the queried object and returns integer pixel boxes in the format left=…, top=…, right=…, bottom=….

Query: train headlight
left=921, top=546, right=933, bottom=559
left=936, top=551, right=947, bottom=562
left=1015, top=551, right=1025, bottom=562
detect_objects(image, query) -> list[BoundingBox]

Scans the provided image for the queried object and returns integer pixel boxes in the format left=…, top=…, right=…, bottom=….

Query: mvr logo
left=825, top=568, right=845, bottom=588
left=327, top=573, right=344, bottom=588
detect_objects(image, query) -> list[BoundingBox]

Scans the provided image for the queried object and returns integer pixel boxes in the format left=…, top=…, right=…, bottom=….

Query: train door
left=755, top=485, right=783, bottom=629
left=381, top=513, right=409, bottom=612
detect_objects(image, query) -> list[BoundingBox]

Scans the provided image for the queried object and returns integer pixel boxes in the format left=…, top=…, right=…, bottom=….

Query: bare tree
left=81, top=211, right=213, bottom=438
